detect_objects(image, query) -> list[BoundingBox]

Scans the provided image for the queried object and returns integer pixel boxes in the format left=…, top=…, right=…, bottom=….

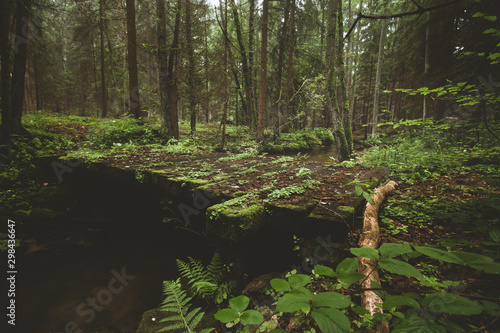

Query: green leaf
left=379, top=243, right=413, bottom=258
left=422, top=293, right=482, bottom=315
left=484, top=15, right=497, bottom=21
left=355, top=184, right=363, bottom=196
left=414, top=246, right=462, bottom=264
left=337, top=272, right=365, bottom=287
left=472, top=12, right=485, bottom=17
left=378, top=258, right=422, bottom=279
left=363, top=191, right=375, bottom=204
left=489, top=230, right=500, bottom=243
left=383, top=295, right=420, bottom=310
left=453, top=251, right=500, bottom=274
left=288, top=274, right=311, bottom=288
left=269, top=330, right=289, bottom=333
left=229, top=295, right=249, bottom=312
left=392, top=316, right=446, bottom=333
left=481, top=301, right=500, bottom=316
left=313, top=292, right=354, bottom=308
left=270, top=278, right=291, bottom=292
left=371, top=280, right=389, bottom=299
left=311, top=308, right=350, bottom=333
left=336, top=257, right=359, bottom=273
left=214, top=308, right=239, bottom=323
left=275, top=287, right=314, bottom=312
left=439, top=320, right=466, bottom=333
left=351, top=246, right=380, bottom=260
left=240, top=310, right=264, bottom=325
left=314, top=264, right=335, bottom=277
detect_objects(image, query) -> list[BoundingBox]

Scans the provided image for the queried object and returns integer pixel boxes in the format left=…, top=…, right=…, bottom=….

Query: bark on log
left=358, top=180, right=398, bottom=333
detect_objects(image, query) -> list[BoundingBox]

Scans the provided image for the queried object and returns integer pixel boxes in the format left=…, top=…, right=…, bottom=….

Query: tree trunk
left=168, top=0, right=181, bottom=140
left=231, top=0, right=251, bottom=126
left=423, top=11, right=430, bottom=122
left=248, top=0, right=256, bottom=128
left=325, top=0, right=350, bottom=161
left=272, top=0, right=290, bottom=135
left=221, top=0, right=228, bottom=147
left=335, top=2, right=353, bottom=154
left=186, top=0, right=197, bottom=134
left=282, top=0, right=295, bottom=133
left=126, top=0, right=141, bottom=119
left=157, top=0, right=169, bottom=137
left=0, top=0, right=13, bottom=141
left=371, top=18, right=386, bottom=139
left=256, top=0, right=269, bottom=142
left=144, top=0, right=155, bottom=118
left=11, top=0, right=31, bottom=135
left=99, top=0, right=108, bottom=118
left=358, top=180, right=397, bottom=333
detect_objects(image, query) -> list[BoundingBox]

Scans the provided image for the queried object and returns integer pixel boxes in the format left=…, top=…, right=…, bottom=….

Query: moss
left=337, top=205, right=355, bottom=214
left=136, top=308, right=168, bottom=333
left=206, top=198, right=267, bottom=241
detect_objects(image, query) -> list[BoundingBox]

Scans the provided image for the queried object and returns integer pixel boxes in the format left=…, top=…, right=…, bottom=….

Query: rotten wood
left=358, top=180, right=398, bottom=333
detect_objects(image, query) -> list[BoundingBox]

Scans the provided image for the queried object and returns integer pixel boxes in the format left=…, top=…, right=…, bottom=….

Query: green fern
left=158, top=280, right=214, bottom=333
left=176, top=251, right=236, bottom=304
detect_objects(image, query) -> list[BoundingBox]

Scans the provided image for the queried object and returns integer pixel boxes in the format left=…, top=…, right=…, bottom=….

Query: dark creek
left=10, top=176, right=300, bottom=333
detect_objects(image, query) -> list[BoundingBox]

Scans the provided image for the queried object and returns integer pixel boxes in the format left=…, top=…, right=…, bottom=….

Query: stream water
left=4, top=170, right=297, bottom=333
left=3, top=145, right=346, bottom=333
left=10, top=214, right=214, bottom=333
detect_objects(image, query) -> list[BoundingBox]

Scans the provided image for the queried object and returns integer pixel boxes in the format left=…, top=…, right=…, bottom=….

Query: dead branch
left=344, top=0, right=465, bottom=41
left=357, top=180, right=398, bottom=333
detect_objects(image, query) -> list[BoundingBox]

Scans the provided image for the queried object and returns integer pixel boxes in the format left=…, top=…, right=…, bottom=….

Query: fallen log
left=357, top=180, right=398, bottom=333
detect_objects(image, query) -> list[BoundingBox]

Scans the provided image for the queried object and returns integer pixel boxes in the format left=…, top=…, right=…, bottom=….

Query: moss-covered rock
left=206, top=197, right=267, bottom=241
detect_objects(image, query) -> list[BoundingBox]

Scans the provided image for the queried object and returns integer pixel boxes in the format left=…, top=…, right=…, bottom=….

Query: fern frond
left=159, top=280, right=211, bottom=333
left=200, top=329, right=215, bottom=333
left=207, top=251, right=224, bottom=282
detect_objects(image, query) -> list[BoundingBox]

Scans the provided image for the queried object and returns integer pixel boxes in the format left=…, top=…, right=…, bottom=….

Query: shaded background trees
left=1, top=0, right=499, bottom=145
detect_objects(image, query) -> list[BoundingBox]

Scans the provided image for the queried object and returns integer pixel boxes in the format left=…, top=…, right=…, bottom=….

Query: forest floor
left=1, top=113, right=500, bottom=332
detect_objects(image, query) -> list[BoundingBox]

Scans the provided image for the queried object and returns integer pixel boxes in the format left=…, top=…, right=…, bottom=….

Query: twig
left=344, top=0, right=465, bottom=41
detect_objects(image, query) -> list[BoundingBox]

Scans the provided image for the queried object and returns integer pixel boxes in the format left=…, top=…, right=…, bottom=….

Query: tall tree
left=222, top=0, right=228, bottom=147
left=186, top=0, right=198, bottom=134
left=248, top=0, right=256, bottom=127
left=371, top=17, right=386, bottom=139
left=157, top=0, right=170, bottom=137
left=282, top=0, right=295, bottom=133
left=10, top=0, right=32, bottom=136
left=231, top=0, right=252, bottom=126
left=325, top=0, right=351, bottom=161
left=0, top=0, right=13, bottom=141
left=272, top=0, right=290, bottom=135
left=256, top=0, right=269, bottom=142
left=126, top=0, right=141, bottom=119
left=99, top=0, right=108, bottom=117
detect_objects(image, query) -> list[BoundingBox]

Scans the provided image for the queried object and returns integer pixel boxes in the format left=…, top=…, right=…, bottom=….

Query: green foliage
left=214, top=295, right=264, bottom=327
left=270, top=273, right=353, bottom=332
left=349, top=243, right=500, bottom=330
left=85, top=117, right=159, bottom=148
left=347, top=180, right=376, bottom=205
left=267, top=180, right=320, bottom=199
left=158, top=280, right=214, bottom=333
left=0, top=239, right=20, bottom=252
left=217, top=147, right=259, bottom=162
left=176, top=251, right=236, bottom=304
left=263, top=128, right=333, bottom=154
